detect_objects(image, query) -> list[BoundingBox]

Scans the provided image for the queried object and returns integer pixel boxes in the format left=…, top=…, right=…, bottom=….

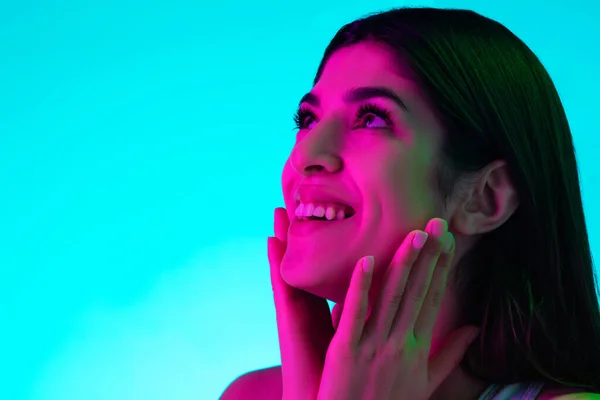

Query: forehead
left=312, top=41, right=446, bottom=150
left=312, top=42, right=424, bottom=110
left=316, top=42, right=415, bottom=92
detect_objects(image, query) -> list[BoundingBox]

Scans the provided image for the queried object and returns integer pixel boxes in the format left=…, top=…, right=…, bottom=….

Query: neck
left=426, top=281, right=489, bottom=399
left=430, top=365, right=489, bottom=400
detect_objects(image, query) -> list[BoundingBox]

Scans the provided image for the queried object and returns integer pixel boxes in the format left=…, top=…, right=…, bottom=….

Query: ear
left=450, top=160, right=519, bottom=235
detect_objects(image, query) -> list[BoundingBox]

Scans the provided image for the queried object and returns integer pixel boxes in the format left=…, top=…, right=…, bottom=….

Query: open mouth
left=294, top=202, right=356, bottom=221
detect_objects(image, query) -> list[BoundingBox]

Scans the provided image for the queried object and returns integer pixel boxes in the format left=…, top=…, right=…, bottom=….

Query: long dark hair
left=312, top=7, right=600, bottom=391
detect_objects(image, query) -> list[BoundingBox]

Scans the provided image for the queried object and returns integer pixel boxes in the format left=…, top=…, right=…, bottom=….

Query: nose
left=290, top=130, right=343, bottom=176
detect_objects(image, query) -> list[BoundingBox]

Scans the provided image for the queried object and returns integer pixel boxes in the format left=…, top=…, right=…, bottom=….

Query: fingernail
left=433, top=219, right=447, bottom=238
left=412, top=231, right=428, bottom=249
left=425, top=218, right=435, bottom=232
left=362, top=256, right=374, bottom=273
left=442, top=232, right=454, bottom=253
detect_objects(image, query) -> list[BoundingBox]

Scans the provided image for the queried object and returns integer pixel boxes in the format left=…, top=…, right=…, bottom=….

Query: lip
left=294, top=184, right=358, bottom=212
left=288, top=213, right=357, bottom=237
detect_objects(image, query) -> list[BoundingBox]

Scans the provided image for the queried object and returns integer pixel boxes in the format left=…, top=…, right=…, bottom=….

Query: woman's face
left=280, top=41, right=451, bottom=305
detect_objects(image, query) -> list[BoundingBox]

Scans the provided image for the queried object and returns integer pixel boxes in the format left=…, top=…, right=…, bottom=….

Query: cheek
left=281, top=160, right=295, bottom=199
left=375, top=160, right=438, bottom=228
left=392, top=145, right=438, bottom=211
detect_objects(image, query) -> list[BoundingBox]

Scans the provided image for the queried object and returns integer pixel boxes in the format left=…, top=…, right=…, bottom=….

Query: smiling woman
left=221, top=6, right=600, bottom=400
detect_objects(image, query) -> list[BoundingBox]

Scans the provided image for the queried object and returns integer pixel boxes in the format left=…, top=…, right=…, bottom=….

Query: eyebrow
left=297, top=86, right=409, bottom=112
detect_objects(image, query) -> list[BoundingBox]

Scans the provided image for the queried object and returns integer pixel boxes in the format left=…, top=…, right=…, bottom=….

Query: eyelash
left=292, top=102, right=394, bottom=131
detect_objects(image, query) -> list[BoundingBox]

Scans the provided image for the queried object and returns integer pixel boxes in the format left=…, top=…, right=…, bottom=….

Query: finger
left=332, top=303, right=343, bottom=331
left=268, top=212, right=302, bottom=302
left=269, top=207, right=289, bottom=293
left=391, top=218, right=447, bottom=338
left=428, top=326, right=480, bottom=390
left=366, top=230, right=424, bottom=341
left=268, top=234, right=333, bottom=399
left=414, top=232, right=454, bottom=339
left=334, top=256, right=375, bottom=348
left=269, top=207, right=334, bottom=333
left=268, top=236, right=287, bottom=293
left=274, top=207, right=289, bottom=243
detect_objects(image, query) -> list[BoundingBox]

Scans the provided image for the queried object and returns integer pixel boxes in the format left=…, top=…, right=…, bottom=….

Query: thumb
left=268, top=209, right=333, bottom=345
left=428, top=326, right=480, bottom=390
left=268, top=235, right=298, bottom=302
left=268, top=207, right=294, bottom=298
left=268, top=235, right=287, bottom=294
left=268, top=234, right=334, bottom=329
left=267, top=226, right=335, bottom=399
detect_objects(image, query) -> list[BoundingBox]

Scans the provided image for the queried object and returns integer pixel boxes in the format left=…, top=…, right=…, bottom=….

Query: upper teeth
left=295, top=202, right=347, bottom=221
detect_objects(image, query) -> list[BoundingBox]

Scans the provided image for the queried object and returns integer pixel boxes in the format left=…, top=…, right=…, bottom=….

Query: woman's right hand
left=268, top=207, right=337, bottom=400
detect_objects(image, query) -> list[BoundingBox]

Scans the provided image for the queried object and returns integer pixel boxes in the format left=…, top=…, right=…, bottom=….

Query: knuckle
left=359, top=344, right=378, bottom=361
left=389, top=291, right=403, bottom=307
left=429, top=289, right=444, bottom=307
left=384, top=338, right=405, bottom=358
left=416, top=282, right=429, bottom=294
left=409, top=283, right=428, bottom=302
left=409, top=292, right=424, bottom=303
left=355, top=304, right=368, bottom=321
left=421, top=246, right=442, bottom=257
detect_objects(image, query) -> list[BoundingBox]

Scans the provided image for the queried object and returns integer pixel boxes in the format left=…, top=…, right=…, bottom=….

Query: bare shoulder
left=538, top=386, right=600, bottom=400
left=219, top=365, right=282, bottom=400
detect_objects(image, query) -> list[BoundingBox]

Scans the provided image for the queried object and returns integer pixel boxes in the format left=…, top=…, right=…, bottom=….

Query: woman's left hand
left=317, top=218, right=480, bottom=400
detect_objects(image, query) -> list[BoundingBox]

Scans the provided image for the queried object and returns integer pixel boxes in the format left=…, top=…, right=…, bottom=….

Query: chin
left=280, top=251, right=352, bottom=303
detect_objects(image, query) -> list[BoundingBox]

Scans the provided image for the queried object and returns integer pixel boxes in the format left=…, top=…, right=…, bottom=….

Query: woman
left=221, top=6, right=600, bottom=400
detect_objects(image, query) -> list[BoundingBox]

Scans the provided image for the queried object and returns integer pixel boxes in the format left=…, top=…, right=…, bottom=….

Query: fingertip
left=267, top=236, right=274, bottom=258
left=391, top=231, right=416, bottom=262
left=354, top=256, right=374, bottom=291
left=441, top=232, right=454, bottom=254
left=362, top=255, right=374, bottom=273
left=274, top=207, right=288, bottom=220
left=267, top=236, right=281, bottom=258
left=274, top=209, right=290, bottom=242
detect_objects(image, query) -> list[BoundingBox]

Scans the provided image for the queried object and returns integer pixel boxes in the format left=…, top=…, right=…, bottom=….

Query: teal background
left=1, top=1, right=599, bottom=399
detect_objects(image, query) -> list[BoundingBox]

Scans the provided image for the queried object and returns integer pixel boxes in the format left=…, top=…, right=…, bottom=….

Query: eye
left=354, top=102, right=394, bottom=130
left=292, top=106, right=317, bottom=130
left=292, top=102, right=395, bottom=132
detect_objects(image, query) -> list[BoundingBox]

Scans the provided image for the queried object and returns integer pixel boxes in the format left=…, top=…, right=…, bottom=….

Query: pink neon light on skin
left=281, top=42, right=466, bottom=354
left=278, top=41, right=490, bottom=398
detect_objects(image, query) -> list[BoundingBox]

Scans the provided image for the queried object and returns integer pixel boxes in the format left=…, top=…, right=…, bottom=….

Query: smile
left=294, top=201, right=356, bottom=221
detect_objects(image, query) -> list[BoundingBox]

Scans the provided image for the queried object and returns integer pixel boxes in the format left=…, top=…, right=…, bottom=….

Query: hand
left=268, top=207, right=337, bottom=400
left=317, top=218, right=480, bottom=400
